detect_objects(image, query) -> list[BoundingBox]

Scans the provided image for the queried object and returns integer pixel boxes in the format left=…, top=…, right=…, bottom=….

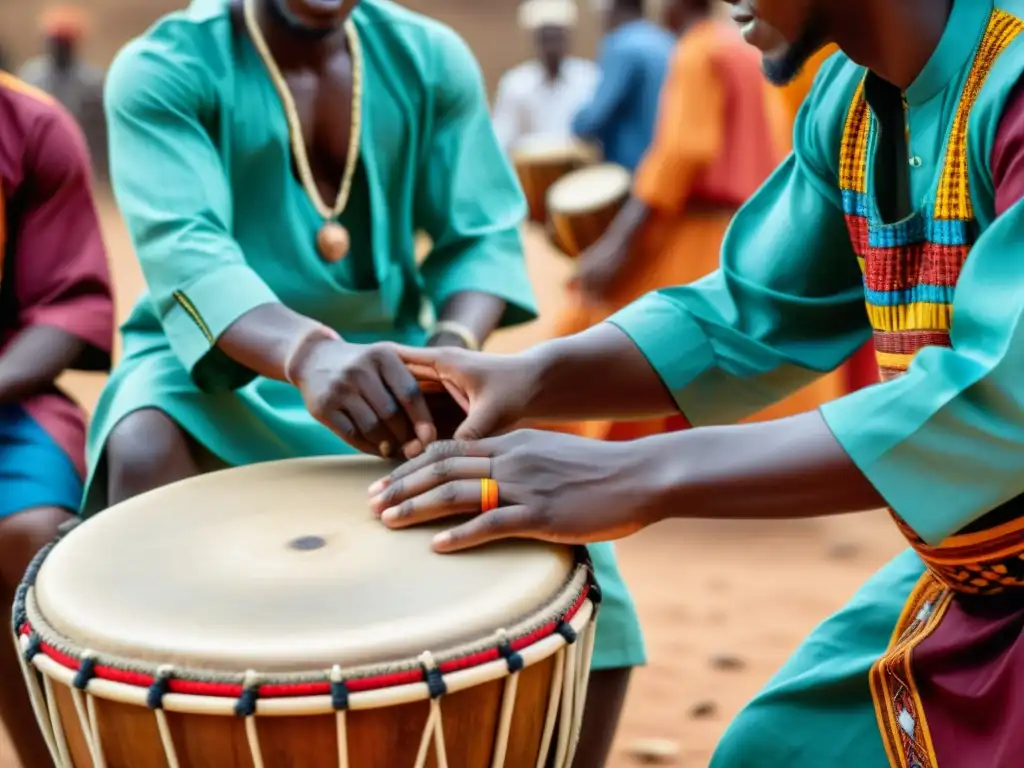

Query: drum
left=511, top=136, right=597, bottom=224
left=546, top=164, right=631, bottom=259
left=13, top=457, right=598, bottom=768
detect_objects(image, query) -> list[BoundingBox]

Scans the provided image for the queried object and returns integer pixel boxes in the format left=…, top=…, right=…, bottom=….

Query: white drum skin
left=546, top=164, right=632, bottom=258
left=14, top=457, right=598, bottom=768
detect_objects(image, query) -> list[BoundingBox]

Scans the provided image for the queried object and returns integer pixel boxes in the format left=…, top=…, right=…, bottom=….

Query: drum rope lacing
left=13, top=535, right=601, bottom=768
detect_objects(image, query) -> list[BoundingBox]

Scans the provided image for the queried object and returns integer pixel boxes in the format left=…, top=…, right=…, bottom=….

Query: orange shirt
left=633, top=19, right=789, bottom=214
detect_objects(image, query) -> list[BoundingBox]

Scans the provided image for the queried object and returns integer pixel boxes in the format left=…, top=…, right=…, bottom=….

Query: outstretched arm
left=377, top=72, right=1024, bottom=552
left=577, top=33, right=725, bottom=299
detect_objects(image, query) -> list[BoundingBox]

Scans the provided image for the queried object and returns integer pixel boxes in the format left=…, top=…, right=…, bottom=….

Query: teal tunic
left=89, top=0, right=645, bottom=671
left=611, top=0, right=1024, bottom=762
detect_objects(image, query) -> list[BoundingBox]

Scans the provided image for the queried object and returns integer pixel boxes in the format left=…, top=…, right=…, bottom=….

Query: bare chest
left=281, top=51, right=355, bottom=205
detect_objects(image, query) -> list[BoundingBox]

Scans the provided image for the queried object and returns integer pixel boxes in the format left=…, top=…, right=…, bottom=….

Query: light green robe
left=88, top=0, right=645, bottom=671
left=611, top=0, right=1024, bottom=762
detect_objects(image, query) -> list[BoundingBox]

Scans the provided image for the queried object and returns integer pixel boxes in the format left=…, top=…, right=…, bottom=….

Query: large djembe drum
left=12, top=457, right=598, bottom=768
left=546, top=164, right=631, bottom=259
left=511, top=136, right=598, bottom=224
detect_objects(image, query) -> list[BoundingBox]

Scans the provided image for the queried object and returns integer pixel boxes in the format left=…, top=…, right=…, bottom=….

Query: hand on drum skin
left=292, top=339, right=436, bottom=459
left=574, top=237, right=628, bottom=306
left=367, top=430, right=663, bottom=552
left=392, top=345, right=536, bottom=440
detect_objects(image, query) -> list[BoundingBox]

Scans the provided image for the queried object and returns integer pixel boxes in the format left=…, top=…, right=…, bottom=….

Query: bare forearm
left=430, top=291, right=507, bottom=349
left=645, top=410, right=886, bottom=523
left=601, top=196, right=650, bottom=248
left=520, top=322, right=678, bottom=421
left=0, top=326, right=87, bottom=403
left=217, top=303, right=325, bottom=381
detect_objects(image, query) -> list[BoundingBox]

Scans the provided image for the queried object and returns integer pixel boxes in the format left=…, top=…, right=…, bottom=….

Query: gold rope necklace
left=243, top=0, right=364, bottom=262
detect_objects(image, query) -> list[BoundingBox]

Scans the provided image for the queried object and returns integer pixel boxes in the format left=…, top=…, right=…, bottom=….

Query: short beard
left=762, top=15, right=829, bottom=86
left=266, top=0, right=343, bottom=40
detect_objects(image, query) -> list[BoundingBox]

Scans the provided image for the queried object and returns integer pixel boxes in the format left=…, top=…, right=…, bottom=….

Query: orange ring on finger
left=481, top=478, right=499, bottom=512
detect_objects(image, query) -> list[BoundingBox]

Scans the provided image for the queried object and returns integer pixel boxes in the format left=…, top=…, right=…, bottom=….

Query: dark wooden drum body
left=546, top=164, right=631, bottom=258
left=511, top=136, right=597, bottom=224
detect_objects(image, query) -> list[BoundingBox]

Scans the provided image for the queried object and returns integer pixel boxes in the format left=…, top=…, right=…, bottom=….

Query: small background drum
left=13, top=457, right=598, bottom=768
left=546, top=163, right=631, bottom=259
left=510, top=136, right=598, bottom=224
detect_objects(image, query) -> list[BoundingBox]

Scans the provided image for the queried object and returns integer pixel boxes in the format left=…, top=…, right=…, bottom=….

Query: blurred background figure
left=18, top=5, right=107, bottom=183
left=571, top=0, right=674, bottom=171
left=547, top=0, right=807, bottom=441
left=0, top=68, right=114, bottom=768
left=492, top=0, right=598, bottom=154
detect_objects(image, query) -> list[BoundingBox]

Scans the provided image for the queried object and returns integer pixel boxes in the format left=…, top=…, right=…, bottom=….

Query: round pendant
left=316, top=222, right=350, bottom=263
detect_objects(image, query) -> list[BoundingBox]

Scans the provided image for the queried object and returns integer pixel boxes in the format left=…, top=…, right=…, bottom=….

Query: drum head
left=510, top=134, right=597, bottom=164
left=33, top=457, right=573, bottom=672
left=547, top=163, right=631, bottom=214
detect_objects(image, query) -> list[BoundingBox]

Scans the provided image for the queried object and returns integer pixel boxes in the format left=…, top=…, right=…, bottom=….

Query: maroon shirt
left=0, top=71, right=113, bottom=476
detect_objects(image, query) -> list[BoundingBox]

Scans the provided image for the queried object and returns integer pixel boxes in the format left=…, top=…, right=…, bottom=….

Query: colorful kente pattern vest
left=838, top=10, right=1024, bottom=767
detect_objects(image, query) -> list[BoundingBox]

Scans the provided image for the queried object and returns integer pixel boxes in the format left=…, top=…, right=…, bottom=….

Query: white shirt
left=492, top=58, right=599, bottom=153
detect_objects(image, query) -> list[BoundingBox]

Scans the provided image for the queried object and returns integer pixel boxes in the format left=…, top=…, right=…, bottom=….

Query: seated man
left=89, top=1, right=645, bottom=765
left=0, top=70, right=113, bottom=766
left=492, top=0, right=598, bottom=154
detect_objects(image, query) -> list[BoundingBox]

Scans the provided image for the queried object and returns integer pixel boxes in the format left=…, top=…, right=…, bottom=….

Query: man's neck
left=608, top=11, right=642, bottom=32
left=542, top=58, right=564, bottom=82
left=255, top=0, right=350, bottom=66
left=832, top=0, right=953, bottom=91
left=669, top=10, right=711, bottom=37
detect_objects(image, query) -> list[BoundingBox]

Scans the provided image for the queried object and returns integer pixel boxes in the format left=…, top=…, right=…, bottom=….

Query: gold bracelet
left=432, top=320, right=481, bottom=351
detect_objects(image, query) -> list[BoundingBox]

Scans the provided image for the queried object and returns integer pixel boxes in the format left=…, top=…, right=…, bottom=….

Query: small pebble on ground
left=627, top=738, right=681, bottom=764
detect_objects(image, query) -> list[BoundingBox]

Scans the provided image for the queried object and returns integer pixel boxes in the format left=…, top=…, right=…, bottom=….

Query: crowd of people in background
left=493, top=0, right=871, bottom=442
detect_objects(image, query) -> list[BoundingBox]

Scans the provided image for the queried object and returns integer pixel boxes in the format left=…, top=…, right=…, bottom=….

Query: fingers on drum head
left=381, top=478, right=488, bottom=528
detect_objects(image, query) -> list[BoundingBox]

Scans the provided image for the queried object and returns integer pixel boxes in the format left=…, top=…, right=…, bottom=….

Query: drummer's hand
left=392, top=345, right=535, bottom=440
left=368, top=431, right=663, bottom=552
left=574, top=237, right=627, bottom=306
left=292, top=339, right=436, bottom=459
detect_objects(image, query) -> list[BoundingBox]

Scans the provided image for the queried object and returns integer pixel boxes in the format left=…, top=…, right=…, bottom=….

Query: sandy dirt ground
left=0, top=195, right=907, bottom=767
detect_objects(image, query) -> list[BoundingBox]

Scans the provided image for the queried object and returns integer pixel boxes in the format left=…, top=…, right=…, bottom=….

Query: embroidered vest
left=839, top=9, right=1024, bottom=597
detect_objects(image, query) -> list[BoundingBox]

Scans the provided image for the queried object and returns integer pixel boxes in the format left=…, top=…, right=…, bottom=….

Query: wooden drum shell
left=511, top=138, right=597, bottom=224
left=23, top=644, right=571, bottom=768
left=13, top=457, right=598, bottom=768
left=545, top=164, right=631, bottom=259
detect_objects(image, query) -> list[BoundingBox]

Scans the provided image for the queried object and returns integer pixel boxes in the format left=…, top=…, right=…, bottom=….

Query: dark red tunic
left=0, top=72, right=113, bottom=476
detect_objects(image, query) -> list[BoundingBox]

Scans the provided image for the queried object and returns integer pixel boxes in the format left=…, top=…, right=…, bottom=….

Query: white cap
left=518, top=0, right=579, bottom=30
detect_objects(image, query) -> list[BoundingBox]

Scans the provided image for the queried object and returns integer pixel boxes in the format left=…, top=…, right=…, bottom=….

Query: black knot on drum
left=235, top=684, right=259, bottom=718
left=11, top=584, right=29, bottom=634
left=147, top=668, right=174, bottom=710
left=556, top=620, right=578, bottom=645
left=330, top=679, right=350, bottom=711
left=235, top=671, right=261, bottom=717
left=423, top=663, right=447, bottom=699
left=73, top=655, right=97, bottom=690
left=289, top=535, right=327, bottom=551
left=498, top=638, right=525, bottom=674
left=574, top=545, right=603, bottom=606
left=22, top=633, right=41, bottom=663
